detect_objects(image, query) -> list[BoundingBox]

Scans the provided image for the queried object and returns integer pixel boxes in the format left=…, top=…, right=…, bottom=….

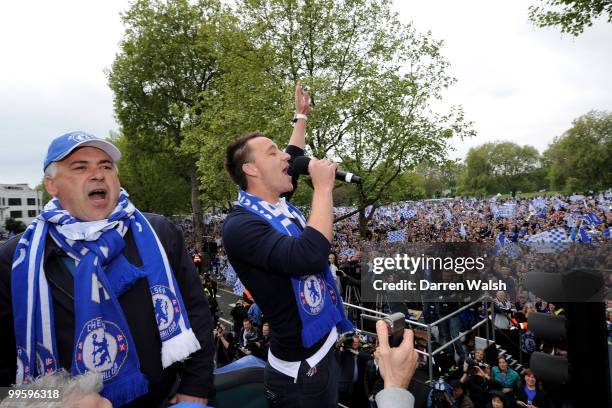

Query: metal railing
left=343, top=295, right=492, bottom=382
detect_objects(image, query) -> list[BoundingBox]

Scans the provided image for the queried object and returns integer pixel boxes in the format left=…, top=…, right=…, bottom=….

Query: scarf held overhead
left=11, top=190, right=200, bottom=406
left=237, top=190, right=354, bottom=348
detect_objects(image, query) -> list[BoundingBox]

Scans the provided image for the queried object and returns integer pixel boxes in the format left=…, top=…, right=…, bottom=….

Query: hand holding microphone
left=292, top=156, right=362, bottom=184
left=307, top=158, right=337, bottom=193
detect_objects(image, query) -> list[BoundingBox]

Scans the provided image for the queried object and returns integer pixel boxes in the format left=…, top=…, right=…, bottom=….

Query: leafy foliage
left=458, top=142, right=542, bottom=196
left=528, top=0, right=612, bottom=36
left=5, top=218, right=26, bottom=234
left=108, top=0, right=238, bottom=247
left=238, top=0, right=473, bottom=233
left=543, top=111, right=612, bottom=192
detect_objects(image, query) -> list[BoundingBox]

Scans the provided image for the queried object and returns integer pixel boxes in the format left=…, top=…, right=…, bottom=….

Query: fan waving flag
left=578, top=227, right=592, bottom=243
left=495, top=232, right=521, bottom=258
left=401, top=208, right=417, bottom=220
left=521, top=227, right=570, bottom=253
left=583, top=213, right=601, bottom=227
left=387, top=229, right=406, bottom=242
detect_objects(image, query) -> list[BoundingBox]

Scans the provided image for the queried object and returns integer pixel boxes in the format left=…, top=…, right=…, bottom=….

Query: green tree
left=112, top=134, right=192, bottom=215
left=458, top=143, right=496, bottom=196
left=35, top=182, right=52, bottom=206
left=108, top=0, right=235, bottom=250
left=458, top=142, right=541, bottom=196
left=388, top=171, right=427, bottom=201
left=489, top=142, right=540, bottom=196
left=528, top=0, right=612, bottom=36
left=5, top=218, right=26, bottom=234
left=543, top=111, right=612, bottom=192
left=239, top=0, right=473, bottom=236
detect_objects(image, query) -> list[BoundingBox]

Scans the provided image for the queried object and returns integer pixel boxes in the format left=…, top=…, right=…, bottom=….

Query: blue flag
left=578, top=227, right=592, bottom=243
left=584, top=213, right=601, bottom=226
left=387, top=229, right=405, bottom=242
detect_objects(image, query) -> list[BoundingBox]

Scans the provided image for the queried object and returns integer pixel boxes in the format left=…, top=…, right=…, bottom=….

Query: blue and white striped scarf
left=11, top=190, right=200, bottom=406
left=237, top=190, right=354, bottom=347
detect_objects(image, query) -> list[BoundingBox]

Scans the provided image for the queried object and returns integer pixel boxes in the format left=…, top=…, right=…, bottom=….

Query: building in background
left=0, top=184, right=43, bottom=232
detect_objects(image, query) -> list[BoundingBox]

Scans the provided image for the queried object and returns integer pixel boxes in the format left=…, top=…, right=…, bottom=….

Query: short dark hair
left=224, top=132, right=266, bottom=190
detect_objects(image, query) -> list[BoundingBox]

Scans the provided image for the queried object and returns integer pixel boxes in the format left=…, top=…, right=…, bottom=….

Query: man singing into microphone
left=222, top=82, right=354, bottom=407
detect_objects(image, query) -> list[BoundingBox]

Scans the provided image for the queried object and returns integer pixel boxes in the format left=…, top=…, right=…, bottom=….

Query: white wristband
left=294, top=113, right=308, bottom=121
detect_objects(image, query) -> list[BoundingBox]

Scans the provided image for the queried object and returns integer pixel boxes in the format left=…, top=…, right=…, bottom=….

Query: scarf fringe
left=161, top=328, right=201, bottom=368
left=100, top=371, right=149, bottom=407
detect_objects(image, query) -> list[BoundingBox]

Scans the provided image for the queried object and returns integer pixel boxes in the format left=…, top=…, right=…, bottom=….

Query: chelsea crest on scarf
left=11, top=190, right=200, bottom=407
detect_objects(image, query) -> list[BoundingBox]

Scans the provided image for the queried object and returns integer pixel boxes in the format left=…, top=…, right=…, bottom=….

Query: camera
left=383, top=312, right=406, bottom=347
left=465, top=356, right=488, bottom=375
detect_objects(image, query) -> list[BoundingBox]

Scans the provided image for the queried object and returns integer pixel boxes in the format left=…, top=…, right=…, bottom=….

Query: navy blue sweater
left=222, top=145, right=332, bottom=361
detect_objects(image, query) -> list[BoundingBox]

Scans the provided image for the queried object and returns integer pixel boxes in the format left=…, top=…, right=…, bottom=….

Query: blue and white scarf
left=11, top=190, right=200, bottom=406
left=237, top=190, right=354, bottom=347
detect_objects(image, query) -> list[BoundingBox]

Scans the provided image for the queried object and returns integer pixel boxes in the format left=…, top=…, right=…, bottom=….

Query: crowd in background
left=171, top=191, right=612, bottom=408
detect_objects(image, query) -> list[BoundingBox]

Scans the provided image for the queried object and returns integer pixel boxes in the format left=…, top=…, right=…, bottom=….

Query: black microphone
left=291, top=156, right=362, bottom=184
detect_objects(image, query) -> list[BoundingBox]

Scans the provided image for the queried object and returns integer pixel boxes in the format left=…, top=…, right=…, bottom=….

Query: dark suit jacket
left=0, top=213, right=215, bottom=406
left=338, top=348, right=370, bottom=394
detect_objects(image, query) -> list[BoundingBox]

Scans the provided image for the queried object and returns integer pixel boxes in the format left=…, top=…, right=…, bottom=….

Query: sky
left=0, top=0, right=610, bottom=188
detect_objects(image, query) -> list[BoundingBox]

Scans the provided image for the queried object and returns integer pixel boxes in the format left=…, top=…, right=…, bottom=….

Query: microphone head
left=291, top=156, right=311, bottom=176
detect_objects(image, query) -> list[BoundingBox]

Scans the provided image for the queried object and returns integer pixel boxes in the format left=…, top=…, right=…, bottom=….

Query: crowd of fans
left=171, top=191, right=611, bottom=408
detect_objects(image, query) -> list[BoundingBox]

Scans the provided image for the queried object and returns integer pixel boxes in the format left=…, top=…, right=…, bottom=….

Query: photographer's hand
left=474, top=366, right=490, bottom=380
left=374, top=320, right=418, bottom=389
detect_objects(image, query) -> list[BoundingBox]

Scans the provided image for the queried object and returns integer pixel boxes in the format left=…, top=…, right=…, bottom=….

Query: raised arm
left=287, top=81, right=311, bottom=150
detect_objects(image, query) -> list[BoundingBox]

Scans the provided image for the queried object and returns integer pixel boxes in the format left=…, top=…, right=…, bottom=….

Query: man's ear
left=242, top=162, right=258, bottom=178
left=43, top=176, right=58, bottom=197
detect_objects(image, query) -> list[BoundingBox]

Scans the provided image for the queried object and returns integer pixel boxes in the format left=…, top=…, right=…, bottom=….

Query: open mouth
left=88, top=188, right=107, bottom=203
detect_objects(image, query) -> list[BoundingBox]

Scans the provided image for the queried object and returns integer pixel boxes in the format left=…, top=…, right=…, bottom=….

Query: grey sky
left=0, top=0, right=610, bottom=189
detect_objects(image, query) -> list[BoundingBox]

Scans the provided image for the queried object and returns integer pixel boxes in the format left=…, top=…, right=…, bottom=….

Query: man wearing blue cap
left=0, top=132, right=215, bottom=407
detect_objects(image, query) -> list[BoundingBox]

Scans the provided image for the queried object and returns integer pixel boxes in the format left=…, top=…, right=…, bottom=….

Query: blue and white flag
left=443, top=208, right=453, bottom=222
left=401, top=208, right=417, bottom=219
left=578, top=227, right=592, bottom=243
left=495, top=232, right=521, bottom=258
left=552, top=197, right=568, bottom=210
left=570, top=194, right=585, bottom=202
left=495, top=203, right=516, bottom=219
left=224, top=264, right=237, bottom=287
left=528, top=203, right=536, bottom=215
left=387, top=229, right=406, bottom=242
left=459, top=223, right=467, bottom=239
left=232, top=279, right=246, bottom=296
left=569, top=226, right=578, bottom=242
left=604, top=227, right=612, bottom=239
left=521, top=227, right=570, bottom=253
left=532, top=197, right=547, bottom=210
left=340, top=246, right=356, bottom=258
left=565, top=212, right=582, bottom=228
left=583, top=213, right=601, bottom=227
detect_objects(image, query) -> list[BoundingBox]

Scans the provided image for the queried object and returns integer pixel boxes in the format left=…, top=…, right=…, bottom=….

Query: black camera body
left=465, top=357, right=488, bottom=375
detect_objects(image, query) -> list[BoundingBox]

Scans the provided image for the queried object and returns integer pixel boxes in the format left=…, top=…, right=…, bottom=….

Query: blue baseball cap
left=43, top=131, right=121, bottom=171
